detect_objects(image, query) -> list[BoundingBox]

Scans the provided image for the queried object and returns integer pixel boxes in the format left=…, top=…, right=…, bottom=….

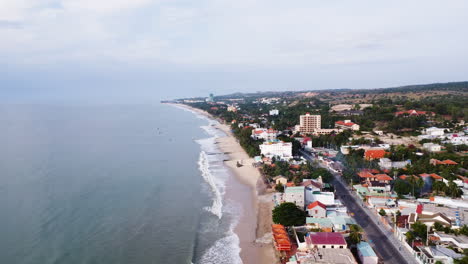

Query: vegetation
left=379, top=209, right=387, bottom=216
left=349, top=224, right=363, bottom=244
left=272, top=202, right=307, bottom=226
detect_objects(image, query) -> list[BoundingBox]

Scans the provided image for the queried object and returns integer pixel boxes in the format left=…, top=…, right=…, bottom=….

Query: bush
left=272, top=202, right=306, bottom=226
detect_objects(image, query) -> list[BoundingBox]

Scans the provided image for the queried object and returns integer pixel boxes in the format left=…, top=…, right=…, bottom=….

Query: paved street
left=300, top=150, right=416, bottom=264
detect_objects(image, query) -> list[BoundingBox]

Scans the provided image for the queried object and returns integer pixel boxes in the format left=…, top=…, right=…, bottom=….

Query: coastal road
left=300, top=150, right=414, bottom=264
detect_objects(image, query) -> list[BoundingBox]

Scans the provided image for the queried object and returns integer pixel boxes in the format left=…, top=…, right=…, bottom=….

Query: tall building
left=299, top=113, right=321, bottom=134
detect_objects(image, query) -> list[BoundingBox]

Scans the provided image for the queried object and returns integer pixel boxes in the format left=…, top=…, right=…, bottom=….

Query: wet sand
left=171, top=103, right=277, bottom=264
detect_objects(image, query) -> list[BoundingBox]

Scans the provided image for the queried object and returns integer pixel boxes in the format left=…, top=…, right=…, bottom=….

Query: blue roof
left=357, top=242, right=377, bottom=257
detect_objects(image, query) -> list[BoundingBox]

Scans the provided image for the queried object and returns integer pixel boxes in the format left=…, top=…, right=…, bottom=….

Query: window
left=340, top=246, right=343, bottom=248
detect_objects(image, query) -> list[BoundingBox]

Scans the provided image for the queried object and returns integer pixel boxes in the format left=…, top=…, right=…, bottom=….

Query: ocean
left=0, top=103, right=243, bottom=264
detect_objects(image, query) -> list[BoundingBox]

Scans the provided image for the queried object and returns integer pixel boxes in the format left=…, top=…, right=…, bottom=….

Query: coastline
left=170, top=103, right=277, bottom=264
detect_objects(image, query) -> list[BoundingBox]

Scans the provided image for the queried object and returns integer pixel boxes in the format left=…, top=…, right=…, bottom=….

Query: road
left=300, top=150, right=415, bottom=264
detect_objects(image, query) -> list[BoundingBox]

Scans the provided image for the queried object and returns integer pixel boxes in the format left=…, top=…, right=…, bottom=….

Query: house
left=446, top=135, right=468, bottom=145
left=306, top=217, right=333, bottom=232
left=423, top=127, right=446, bottom=136
left=357, top=242, right=378, bottom=264
left=307, top=201, right=327, bottom=218
left=335, top=120, right=360, bottom=131
left=305, top=232, right=347, bottom=249
left=301, top=179, right=323, bottom=192
left=430, top=159, right=458, bottom=166
left=415, top=246, right=463, bottom=264
left=423, top=143, right=442, bottom=152
left=251, top=128, right=278, bottom=141
left=364, top=149, right=387, bottom=160
left=330, top=104, right=353, bottom=112
left=284, top=186, right=305, bottom=208
left=395, top=109, right=435, bottom=117
left=413, top=212, right=452, bottom=228
left=305, top=191, right=335, bottom=206
left=329, top=216, right=357, bottom=232
left=378, top=158, right=411, bottom=170
left=273, top=176, right=288, bottom=185
left=294, top=248, right=357, bottom=264
left=227, top=105, right=238, bottom=112
left=259, top=141, right=292, bottom=160
left=433, top=232, right=468, bottom=250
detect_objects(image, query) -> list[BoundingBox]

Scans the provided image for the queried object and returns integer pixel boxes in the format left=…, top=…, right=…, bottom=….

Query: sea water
left=0, top=103, right=242, bottom=264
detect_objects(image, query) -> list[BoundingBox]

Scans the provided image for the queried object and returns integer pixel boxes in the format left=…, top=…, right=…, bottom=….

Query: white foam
left=198, top=151, right=223, bottom=219
left=198, top=201, right=243, bottom=264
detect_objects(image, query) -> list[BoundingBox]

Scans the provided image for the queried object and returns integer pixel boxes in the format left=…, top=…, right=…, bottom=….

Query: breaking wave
left=198, top=150, right=223, bottom=219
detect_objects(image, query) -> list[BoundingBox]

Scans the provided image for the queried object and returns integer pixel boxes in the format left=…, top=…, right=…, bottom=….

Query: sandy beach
left=172, top=104, right=277, bottom=264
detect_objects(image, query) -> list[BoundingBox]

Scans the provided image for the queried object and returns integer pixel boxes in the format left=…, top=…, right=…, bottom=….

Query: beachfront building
left=335, top=120, right=360, bottom=131
left=305, top=190, right=335, bottom=206
left=284, top=186, right=305, bottom=208
left=294, top=249, right=357, bottom=264
left=259, top=141, right=292, bottom=160
left=251, top=128, right=278, bottom=141
left=273, top=176, right=288, bottom=185
left=298, top=113, right=321, bottom=134
left=357, top=242, right=378, bottom=264
left=306, top=232, right=347, bottom=249
left=306, top=201, right=327, bottom=218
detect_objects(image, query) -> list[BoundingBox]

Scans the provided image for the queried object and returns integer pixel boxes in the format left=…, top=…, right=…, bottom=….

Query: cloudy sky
left=1, top=0, right=468, bottom=102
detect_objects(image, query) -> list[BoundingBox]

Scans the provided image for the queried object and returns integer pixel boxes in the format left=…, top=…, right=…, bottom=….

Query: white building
left=378, top=158, right=411, bottom=170
left=269, top=109, right=279, bottom=116
left=330, top=104, right=353, bottom=112
left=424, top=127, right=447, bottom=136
left=423, top=142, right=442, bottom=152
left=251, top=128, right=278, bottom=141
left=260, top=141, right=292, bottom=160
left=227, top=105, right=237, bottom=112
left=305, top=190, right=335, bottom=206
left=446, top=136, right=468, bottom=146
left=284, top=186, right=305, bottom=208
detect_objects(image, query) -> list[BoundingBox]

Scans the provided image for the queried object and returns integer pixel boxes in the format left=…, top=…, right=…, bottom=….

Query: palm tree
left=349, top=224, right=363, bottom=245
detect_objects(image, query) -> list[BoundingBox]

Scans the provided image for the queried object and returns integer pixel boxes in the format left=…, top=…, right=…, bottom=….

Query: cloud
left=0, top=0, right=467, bottom=70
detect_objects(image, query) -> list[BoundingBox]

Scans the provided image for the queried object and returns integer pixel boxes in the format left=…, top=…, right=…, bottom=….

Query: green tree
left=275, top=183, right=285, bottom=193
left=349, top=224, right=363, bottom=244
left=272, top=202, right=306, bottom=226
left=379, top=209, right=387, bottom=216
left=432, top=181, right=447, bottom=196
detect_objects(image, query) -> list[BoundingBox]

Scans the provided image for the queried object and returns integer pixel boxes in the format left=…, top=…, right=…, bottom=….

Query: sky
left=1, top=0, right=468, bottom=102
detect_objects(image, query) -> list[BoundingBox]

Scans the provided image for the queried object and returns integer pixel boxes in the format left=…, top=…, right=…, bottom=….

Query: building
left=423, top=142, right=442, bottom=152
left=307, top=201, right=327, bottom=218
left=312, top=128, right=342, bottom=135
left=415, top=246, right=463, bottom=264
left=306, top=232, right=347, bottom=249
left=423, top=127, right=446, bottom=136
left=269, top=109, right=279, bottom=116
left=251, top=128, right=278, bottom=141
left=306, top=217, right=333, bottom=232
left=364, top=149, right=387, bottom=160
left=273, top=176, right=288, bottom=185
left=294, top=249, right=357, bottom=264
left=330, top=104, right=353, bottom=112
left=306, top=190, right=335, bottom=206
left=357, top=242, right=378, bottom=264
left=378, top=158, right=411, bottom=170
left=227, top=105, right=237, bottom=112
left=299, top=113, right=321, bottom=134
left=395, top=109, right=435, bottom=117
left=335, top=120, right=360, bottom=131
left=433, top=232, right=468, bottom=250
left=430, top=159, right=458, bottom=166
left=284, top=186, right=305, bottom=208
left=259, top=141, right=292, bottom=160
left=446, top=136, right=468, bottom=145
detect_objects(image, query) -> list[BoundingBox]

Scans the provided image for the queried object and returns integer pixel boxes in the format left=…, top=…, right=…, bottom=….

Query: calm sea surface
left=0, top=104, right=241, bottom=264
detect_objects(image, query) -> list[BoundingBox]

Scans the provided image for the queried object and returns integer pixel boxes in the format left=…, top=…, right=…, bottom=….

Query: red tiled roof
left=309, top=232, right=346, bottom=245
left=375, top=174, right=392, bottom=181
left=429, top=173, right=443, bottom=180
left=419, top=173, right=430, bottom=178
left=358, top=171, right=374, bottom=178
left=395, top=110, right=435, bottom=116
left=335, top=120, right=356, bottom=127
left=286, top=182, right=295, bottom=187
left=307, top=201, right=326, bottom=210
left=442, top=159, right=458, bottom=165
left=364, top=149, right=387, bottom=159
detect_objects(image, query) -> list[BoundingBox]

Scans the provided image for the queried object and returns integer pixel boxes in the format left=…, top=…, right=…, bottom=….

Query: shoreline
left=169, top=103, right=277, bottom=264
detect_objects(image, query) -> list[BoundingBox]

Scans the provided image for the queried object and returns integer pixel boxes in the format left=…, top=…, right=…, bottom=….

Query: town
left=168, top=82, right=468, bottom=264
